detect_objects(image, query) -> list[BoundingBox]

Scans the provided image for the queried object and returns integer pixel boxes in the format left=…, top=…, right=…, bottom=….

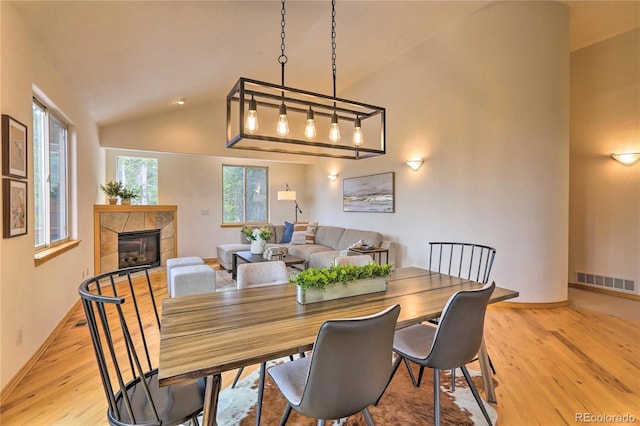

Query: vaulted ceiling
left=11, top=1, right=640, bottom=127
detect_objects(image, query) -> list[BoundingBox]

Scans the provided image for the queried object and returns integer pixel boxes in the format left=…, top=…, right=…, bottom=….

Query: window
left=222, top=165, right=268, bottom=224
left=116, top=156, right=158, bottom=205
left=33, top=98, right=69, bottom=250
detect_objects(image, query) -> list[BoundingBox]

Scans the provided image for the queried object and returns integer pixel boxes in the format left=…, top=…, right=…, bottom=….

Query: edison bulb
left=277, top=103, right=289, bottom=137
left=352, top=116, right=363, bottom=146
left=245, top=110, right=258, bottom=133
left=245, top=96, right=259, bottom=133
left=329, top=112, right=340, bottom=143
left=304, top=107, right=316, bottom=139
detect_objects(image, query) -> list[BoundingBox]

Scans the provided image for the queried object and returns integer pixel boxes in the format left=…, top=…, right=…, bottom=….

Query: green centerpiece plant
left=290, top=263, right=393, bottom=292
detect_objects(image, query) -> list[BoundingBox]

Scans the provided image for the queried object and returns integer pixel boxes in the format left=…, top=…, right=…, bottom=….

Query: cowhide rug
left=210, top=358, right=498, bottom=425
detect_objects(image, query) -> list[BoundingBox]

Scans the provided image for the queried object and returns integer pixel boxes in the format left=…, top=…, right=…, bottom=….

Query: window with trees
left=222, top=165, right=268, bottom=224
left=33, top=98, right=69, bottom=250
left=116, top=156, right=158, bottom=205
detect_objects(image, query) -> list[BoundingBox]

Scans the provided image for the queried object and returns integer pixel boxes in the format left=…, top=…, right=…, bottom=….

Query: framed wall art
left=2, top=114, right=28, bottom=179
left=3, top=178, right=28, bottom=238
left=343, top=172, right=395, bottom=213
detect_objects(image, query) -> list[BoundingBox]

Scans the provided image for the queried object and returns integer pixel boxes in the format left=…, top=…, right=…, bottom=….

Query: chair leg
left=232, top=366, right=244, bottom=388
left=279, top=403, right=292, bottom=426
left=362, top=407, right=376, bottom=426
left=416, top=366, right=425, bottom=387
left=403, top=357, right=420, bottom=387
left=256, top=361, right=266, bottom=426
left=433, top=369, right=441, bottom=426
left=460, top=365, right=492, bottom=426
left=488, top=354, right=496, bottom=374
left=317, top=420, right=326, bottom=426
left=451, top=368, right=455, bottom=391
left=375, top=355, right=403, bottom=406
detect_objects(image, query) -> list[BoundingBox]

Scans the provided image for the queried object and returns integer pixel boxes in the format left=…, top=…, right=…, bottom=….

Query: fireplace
left=118, top=229, right=161, bottom=269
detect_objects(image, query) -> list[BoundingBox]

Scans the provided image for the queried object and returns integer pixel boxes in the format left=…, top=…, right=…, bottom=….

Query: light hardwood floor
left=1, top=270, right=638, bottom=425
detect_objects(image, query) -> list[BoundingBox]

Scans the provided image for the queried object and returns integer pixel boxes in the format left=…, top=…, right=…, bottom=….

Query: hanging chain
left=331, top=0, right=337, bottom=99
left=278, top=0, right=288, bottom=88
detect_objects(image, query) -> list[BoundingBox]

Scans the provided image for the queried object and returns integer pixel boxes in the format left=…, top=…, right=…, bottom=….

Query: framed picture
left=343, top=172, right=395, bottom=213
left=2, top=114, right=28, bottom=179
left=3, top=178, right=28, bottom=238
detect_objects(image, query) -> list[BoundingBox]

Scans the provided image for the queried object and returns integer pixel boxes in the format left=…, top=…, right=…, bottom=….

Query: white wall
left=105, top=149, right=309, bottom=258
left=0, top=3, right=103, bottom=389
left=569, top=28, right=640, bottom=292
left=309, top=1, right=570, bottom=303
left=100, top=100, right=318, bottom=165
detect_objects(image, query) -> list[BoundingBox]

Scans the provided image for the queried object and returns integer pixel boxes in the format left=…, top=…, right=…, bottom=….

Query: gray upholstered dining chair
left=333, top=254, right=374, bottom=266
left=267, top=304, right=401, bottom=426
left=237, top=260, right=289, bottom=288
left=379, top=282, right=495, bottom=426
left=233, top=260, right=290, bottom=425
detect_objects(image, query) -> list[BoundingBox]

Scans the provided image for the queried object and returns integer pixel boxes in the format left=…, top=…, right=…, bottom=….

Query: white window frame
left=32, top=97, right=70, bottom=251
left=222, top=165, right=269, bottom=224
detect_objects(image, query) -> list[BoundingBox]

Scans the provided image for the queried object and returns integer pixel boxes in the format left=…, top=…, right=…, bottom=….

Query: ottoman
left=169, top=264, right=216, bottom=297
left=166, top=256, right=204, bottom=293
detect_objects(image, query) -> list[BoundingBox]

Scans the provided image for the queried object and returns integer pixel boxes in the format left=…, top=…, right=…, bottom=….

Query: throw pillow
left=305, top=221, right=319, bottom=244
left=293, top=222, right=308, bottom=232
left=291, top=230, right=307, bottom=245
left=280, top=221, right=294, bottom=243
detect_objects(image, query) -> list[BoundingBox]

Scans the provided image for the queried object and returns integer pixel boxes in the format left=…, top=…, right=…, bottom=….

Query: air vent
left=575, top=271, right=635, bottom=293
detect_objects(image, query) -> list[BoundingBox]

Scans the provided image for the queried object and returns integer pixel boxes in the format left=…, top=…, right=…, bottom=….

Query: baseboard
left=0, top=298, right=82, bottom=406
left=494, top=300, right=569, bottom=309
left=569, top=282, right=640, bottom=301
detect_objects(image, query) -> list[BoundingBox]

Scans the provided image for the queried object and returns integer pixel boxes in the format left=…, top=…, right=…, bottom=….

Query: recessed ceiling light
left=175, top=98, right=186, bottom=105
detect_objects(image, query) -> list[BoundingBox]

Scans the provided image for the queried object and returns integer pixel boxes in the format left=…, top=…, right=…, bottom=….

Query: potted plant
left=241, top=225, right=274, bottom=254
left=290, top=263, right=393, bottom=304
left=119, top=186, right=139, bottom=205
left=99, top=180, right=124, bottom=205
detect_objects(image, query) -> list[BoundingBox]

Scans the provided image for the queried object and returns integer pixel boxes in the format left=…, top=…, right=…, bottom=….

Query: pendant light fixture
left=226, top=0, right=386, bottom=160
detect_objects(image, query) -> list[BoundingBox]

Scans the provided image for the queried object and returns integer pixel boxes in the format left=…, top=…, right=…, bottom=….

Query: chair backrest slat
left=428, top=242, right=496, bottom=284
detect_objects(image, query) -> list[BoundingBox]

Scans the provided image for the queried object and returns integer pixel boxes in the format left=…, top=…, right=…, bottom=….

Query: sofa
left=216, top=223, right=396, bottom=271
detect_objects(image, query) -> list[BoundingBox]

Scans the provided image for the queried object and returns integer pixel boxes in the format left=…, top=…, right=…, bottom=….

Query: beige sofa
left=216, top=224, right=396, bottom=271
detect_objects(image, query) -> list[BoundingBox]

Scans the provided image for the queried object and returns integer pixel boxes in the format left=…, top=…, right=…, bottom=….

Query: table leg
left=256, top=361, right=267, bottom=426
left=478, top=338, right=496, bottom=404
left=232, top=254, right=238, bottom=279
left=202, top=374, right=221, bottom=426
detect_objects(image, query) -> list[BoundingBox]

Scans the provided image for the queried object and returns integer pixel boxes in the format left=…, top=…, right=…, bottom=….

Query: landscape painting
left=343, top=172, right=394, bottom=213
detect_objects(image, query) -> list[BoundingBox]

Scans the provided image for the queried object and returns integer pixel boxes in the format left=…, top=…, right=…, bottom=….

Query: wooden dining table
left=158, top=266, right=519, bottom=426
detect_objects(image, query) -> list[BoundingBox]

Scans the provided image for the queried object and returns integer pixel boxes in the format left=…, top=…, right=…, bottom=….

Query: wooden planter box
left=296, top=277, right=387, bottom=305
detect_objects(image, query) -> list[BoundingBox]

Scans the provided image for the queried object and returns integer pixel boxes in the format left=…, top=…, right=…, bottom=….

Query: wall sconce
left=611, top=152, right=640, bottom=166
left=405, top=159, right=424, bottom=171
left=327, top=173, right=339, bottom=182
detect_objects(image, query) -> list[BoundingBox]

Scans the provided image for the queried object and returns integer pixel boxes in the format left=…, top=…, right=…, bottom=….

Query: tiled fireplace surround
left=93, top=205, right=178, bottom=274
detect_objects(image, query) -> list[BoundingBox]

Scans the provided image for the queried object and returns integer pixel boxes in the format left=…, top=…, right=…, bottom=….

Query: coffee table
left=231, top=250, right=306, bottom=279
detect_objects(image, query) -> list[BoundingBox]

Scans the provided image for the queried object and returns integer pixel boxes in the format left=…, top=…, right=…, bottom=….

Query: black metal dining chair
left=78, top=265, right=205, bottom=426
